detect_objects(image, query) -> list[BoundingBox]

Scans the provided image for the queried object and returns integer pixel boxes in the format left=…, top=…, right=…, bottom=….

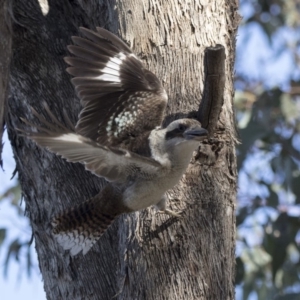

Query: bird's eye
left=178, top=124, right=186, bottom=131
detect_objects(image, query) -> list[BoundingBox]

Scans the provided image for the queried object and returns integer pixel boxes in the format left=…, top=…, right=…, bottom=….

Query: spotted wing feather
left=65, top=27, right=167, bottom=147
left=22, top=108, right=161, bottom=183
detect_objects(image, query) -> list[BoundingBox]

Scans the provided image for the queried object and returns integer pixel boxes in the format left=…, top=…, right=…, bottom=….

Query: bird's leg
left=155, top=195, right=182, bottom=218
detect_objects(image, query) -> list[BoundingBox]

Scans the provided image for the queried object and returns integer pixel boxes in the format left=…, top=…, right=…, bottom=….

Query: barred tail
left=52, top=188, right=120, bottom=256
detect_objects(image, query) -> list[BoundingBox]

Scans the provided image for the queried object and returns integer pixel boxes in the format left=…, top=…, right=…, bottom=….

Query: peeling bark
left=6, top=0, right=239, bottom=299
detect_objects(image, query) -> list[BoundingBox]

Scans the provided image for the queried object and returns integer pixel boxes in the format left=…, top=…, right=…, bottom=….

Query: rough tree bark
left=0, top=0, right=12, bottom=165
left=5, top=0, right=239, bottom=299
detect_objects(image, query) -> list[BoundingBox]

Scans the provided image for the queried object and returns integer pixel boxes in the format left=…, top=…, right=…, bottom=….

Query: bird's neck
left=148, top=129, right=172, bottom=168
left=167, top=141, right=198, bottom=170
left=149, top=130, right=198, bottom=170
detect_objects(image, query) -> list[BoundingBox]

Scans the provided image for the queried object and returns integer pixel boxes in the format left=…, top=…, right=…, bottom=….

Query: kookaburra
left=23, top=27, right=208, bottom=256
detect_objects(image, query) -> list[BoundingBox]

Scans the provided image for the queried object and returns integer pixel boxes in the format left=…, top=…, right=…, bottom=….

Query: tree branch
left=197, top=44, right=225, bottom=137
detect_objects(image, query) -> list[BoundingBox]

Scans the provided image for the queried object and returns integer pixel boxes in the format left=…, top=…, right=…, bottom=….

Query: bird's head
left=164, top=119, right=208, bottom=145
left=149, top=119, right=207, bottom=166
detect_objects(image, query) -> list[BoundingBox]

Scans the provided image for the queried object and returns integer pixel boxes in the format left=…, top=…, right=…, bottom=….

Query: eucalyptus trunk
left=0, top=0, right=12, bottom=163
left=5, top=0, right=239, bottom=299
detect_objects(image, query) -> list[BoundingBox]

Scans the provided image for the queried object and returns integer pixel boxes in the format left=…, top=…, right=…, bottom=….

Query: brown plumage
left=21, top=27, right=208, bottom=256
left=65, top=27, right=167, bottom=152
left=52, top=185, right=129, bottom=256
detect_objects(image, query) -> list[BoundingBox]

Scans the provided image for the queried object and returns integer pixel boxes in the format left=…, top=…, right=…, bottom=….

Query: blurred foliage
left=236, top=0, right=300, bottom=299
left=244, top=0, right=300, bottom=38
left=1, top=182, right=22, bottom=212
left=0, top=181, right=33, bottom=279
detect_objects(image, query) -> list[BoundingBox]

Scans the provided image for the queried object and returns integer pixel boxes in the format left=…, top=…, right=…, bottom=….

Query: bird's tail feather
left=52, top=187, right=121, bottom=256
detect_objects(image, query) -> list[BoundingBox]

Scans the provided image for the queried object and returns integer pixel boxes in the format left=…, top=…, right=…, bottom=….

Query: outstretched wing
left=65, top=27, right=167, bottom=147
left=21, top=106, right=161, bottom=184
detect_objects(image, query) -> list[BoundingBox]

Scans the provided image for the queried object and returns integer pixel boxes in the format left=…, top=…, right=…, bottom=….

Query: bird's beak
left=183, top=127, right=208, bottom=141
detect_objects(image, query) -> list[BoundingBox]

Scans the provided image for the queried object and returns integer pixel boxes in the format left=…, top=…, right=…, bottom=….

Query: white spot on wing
left=96, top=73, right=120, bottom=82
left=38, top=0, right=49, bottom=15
left=104, top=60, right=121, bottom=71
left=100, top=66, right=120, bottom=77
left=52, top=133, right=84, bottom=143
left=96, top=52, right=127, bottom=82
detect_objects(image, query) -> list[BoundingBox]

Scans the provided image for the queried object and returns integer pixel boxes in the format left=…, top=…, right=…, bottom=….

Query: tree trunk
left=0, top=0, right=12, bottom=164
left=6, top=0, right=239, bottom=299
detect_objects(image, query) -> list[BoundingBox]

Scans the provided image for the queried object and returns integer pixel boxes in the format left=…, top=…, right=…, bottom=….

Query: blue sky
left=0, top=132, right=46, bottom=299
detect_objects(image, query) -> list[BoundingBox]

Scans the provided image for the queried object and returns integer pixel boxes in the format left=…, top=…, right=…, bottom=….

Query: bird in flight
left=22, top=27, right=207, bottom=255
